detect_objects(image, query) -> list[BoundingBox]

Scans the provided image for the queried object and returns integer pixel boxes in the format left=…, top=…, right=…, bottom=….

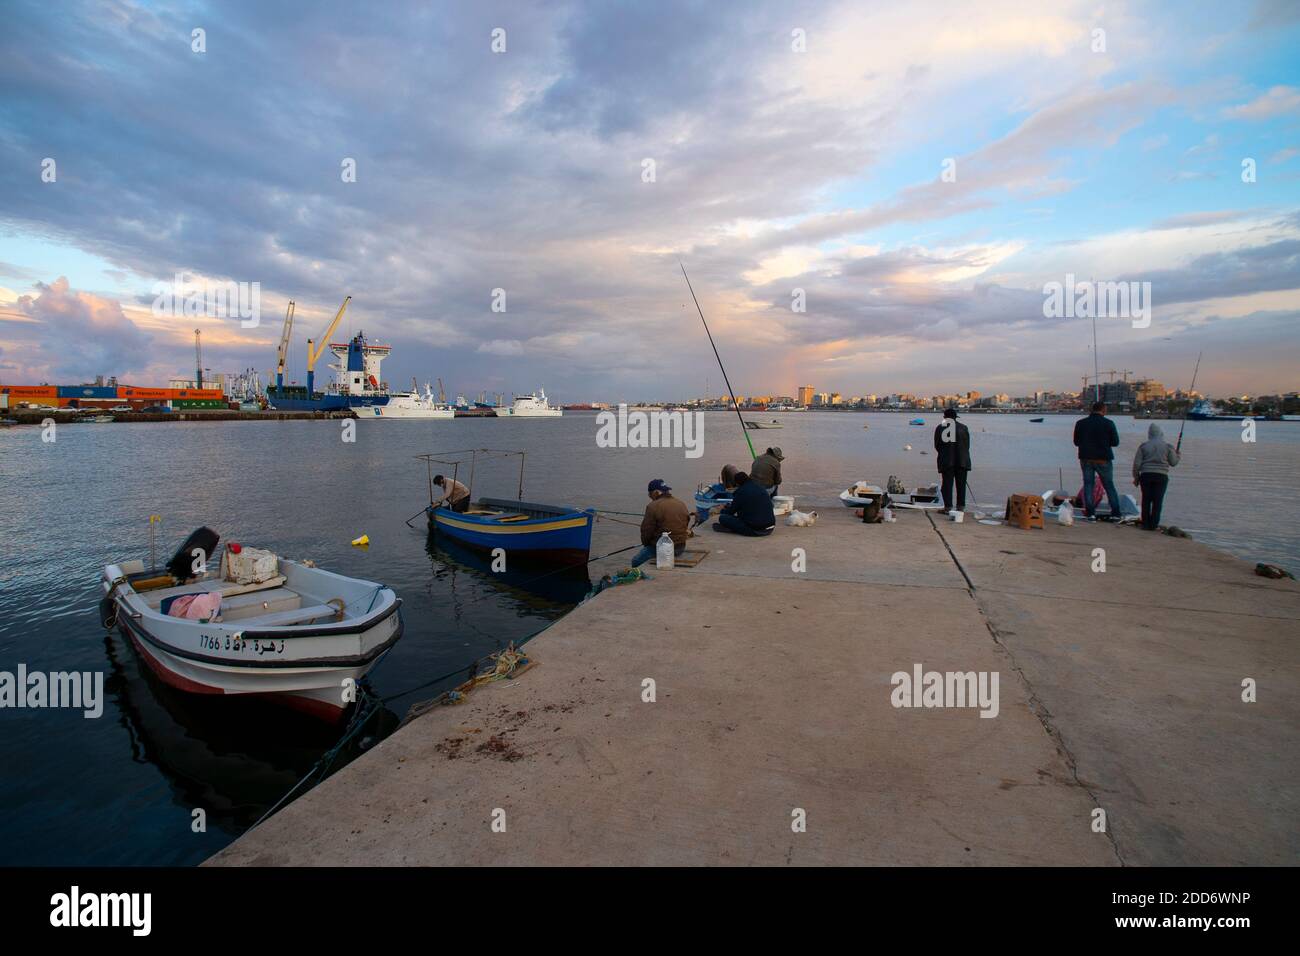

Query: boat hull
left=428, top=503, right=594, bottom=564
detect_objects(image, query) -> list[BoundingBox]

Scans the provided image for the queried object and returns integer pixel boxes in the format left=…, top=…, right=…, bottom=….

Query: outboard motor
left=165, top=527, right=220, bottom=581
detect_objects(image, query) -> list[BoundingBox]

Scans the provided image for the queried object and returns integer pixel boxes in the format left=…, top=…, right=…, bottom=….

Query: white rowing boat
left=99, top=528, right=403, bottom=721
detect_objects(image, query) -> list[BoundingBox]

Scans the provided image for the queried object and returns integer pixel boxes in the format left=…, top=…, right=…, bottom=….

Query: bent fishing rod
left=1176, top=350, right=1202, bottom=454
left=680, top=261, right=757, bottom=460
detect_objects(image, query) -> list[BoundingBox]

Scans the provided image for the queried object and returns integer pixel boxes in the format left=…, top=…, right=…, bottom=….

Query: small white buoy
left=903, top=444, right=912, bottom=451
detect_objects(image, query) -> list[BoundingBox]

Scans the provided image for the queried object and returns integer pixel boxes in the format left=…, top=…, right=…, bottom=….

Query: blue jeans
left=1080, top=460, right=1122, bottom=517
left=631, top=543, right=685, bottom=567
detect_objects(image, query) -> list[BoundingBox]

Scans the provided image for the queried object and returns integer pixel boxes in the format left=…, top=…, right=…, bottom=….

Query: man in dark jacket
left=631, top=478, right=691, bottom=566
left=933, top=407, right=971, bottom=512
left=713, top=472, right=776, bottom=536
left=1073, top=401, right=1122, bottom=519
left=749, top=447, right=784, bottom=497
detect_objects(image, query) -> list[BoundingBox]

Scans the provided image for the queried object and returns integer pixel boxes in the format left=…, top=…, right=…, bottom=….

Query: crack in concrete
left=926, top=513, right=1127, bottom=867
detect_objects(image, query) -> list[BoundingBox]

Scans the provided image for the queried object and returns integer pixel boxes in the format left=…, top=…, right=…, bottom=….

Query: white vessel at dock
left=100, top=528, right=403, bottom=721
left=367, top=383, right=454, bottom=419
left=500, top=388, right=562, bottom=417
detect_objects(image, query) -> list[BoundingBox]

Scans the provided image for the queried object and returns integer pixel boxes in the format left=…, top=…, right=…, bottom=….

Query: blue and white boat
left=416, top=450, right=595, bottom=565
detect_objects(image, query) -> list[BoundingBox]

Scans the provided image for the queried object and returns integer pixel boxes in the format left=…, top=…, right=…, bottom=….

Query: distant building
left=1135, top=380, right=1165, bottom=403
left=798, top=385, right=815, bottom=406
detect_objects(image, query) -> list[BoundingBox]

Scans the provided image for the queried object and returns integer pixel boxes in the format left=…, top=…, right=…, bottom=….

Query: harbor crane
left=437, top=377, right=446, bottom=403
left=305, top=296, right=351, bottom=396
left=194, top=329, right=202, bottom=389
left=274, top=300, right=295, bottom=390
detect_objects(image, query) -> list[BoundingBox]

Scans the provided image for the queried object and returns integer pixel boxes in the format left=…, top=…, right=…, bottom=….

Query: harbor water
left=0, top=411, right=1295, bottom=864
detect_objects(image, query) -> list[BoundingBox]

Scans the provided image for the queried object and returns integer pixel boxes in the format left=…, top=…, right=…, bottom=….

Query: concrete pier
left=209, top=507, right=1299, bottom=866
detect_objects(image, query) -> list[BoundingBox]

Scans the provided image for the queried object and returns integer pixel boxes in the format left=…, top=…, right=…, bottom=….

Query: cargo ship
left=264, top=297, right=394, bottom=412
left=266, top=330, right=394, bottom=411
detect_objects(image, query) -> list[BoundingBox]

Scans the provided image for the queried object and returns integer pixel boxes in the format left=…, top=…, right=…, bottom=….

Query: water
left=0, top=411, right=1294, bottom=864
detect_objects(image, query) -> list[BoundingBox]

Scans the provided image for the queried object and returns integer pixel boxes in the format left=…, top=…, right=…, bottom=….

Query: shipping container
left=118, top=385, right=224, bottom=401
left=0, top=385, right=59, bottom=399
left=173, top=399, right=225, bottom=408
left=57, top=385, right=118, bottom=399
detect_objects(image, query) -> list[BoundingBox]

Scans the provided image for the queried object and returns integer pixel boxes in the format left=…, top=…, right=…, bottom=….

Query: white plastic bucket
left=773, top=495, right=794, bottom=516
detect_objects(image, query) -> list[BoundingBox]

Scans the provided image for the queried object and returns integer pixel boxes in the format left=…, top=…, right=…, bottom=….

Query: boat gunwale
left=114, top=599, right=404, bottom=669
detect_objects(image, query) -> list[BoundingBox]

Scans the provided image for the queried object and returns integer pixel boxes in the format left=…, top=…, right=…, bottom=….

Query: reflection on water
left=0, top=411, right=1295, bottom=864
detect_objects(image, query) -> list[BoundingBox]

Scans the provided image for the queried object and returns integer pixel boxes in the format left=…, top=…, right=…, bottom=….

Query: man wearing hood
left=749, top=446, right=784, bottom=497
left=1132, top=423, right=1180, bottom=530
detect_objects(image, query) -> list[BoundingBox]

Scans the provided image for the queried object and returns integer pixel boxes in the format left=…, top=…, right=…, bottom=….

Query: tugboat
left=499, top=388, right=563, bottom=417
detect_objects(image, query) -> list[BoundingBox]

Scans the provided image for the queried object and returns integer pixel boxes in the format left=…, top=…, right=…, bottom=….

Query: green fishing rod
left=680, top=261, right=757, bottom=460
left=1176, top=351, right=1202, bottom=454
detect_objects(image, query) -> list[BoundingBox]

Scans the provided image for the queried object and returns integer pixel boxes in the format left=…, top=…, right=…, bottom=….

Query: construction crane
left=305, top=296, right=351, bottom=396
left=436, top=377, right=446, bottom=403
left=194, top=329, right=202, bottom=389
left=274, top=300, right=295, bottom=391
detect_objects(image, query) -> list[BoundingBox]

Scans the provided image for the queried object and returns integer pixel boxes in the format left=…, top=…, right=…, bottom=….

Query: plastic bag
left=1057, top=501, right=1074, bottom=526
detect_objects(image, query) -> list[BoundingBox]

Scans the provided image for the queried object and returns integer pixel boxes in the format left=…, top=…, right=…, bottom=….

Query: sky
left=0, top=0, right=1298, bottom=402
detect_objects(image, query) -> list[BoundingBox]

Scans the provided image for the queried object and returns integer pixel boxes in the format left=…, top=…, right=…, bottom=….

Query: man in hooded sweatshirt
left=1132, top=423, right=1180, bottom=530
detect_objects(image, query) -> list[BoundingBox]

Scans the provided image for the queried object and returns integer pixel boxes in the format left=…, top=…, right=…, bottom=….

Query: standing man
left=631, top=478, right=690, bottom=567
left=1073, top=401, right=1122, bottom=520
left=1132, top=423, right=1180, bottom=530
left=432, top=474, right=470, bottom=513
left=933, top=407, right=971, bottom=513
left=749, top=446, right=784, bottom=497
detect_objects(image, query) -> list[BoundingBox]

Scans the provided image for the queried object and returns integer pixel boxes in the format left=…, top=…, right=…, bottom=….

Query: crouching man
left=713, top=472, right=775, bottom=536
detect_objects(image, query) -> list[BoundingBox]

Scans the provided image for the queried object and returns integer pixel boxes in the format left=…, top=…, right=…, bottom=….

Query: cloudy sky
left=1, top=0, right=1297, bottom=401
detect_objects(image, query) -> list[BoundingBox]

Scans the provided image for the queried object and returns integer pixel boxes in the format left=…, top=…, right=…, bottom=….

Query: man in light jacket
left=1132, top=423, right=1180, bottom=530
left=749, top=447, right=784, bottom=497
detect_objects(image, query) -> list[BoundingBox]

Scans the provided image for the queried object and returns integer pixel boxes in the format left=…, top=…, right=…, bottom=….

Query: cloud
left=0, top=0, right=1295, bottom=397
left=5, top=276, right=152, bottom=381
left=1223, top=85, right=1300, bottom=120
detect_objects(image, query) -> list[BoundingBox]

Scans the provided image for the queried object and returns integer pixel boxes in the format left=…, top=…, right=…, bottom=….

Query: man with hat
left=749, top=446, right=784, bottom=498
left=933, top=408, right=971, bottom=513
left=631, top=478, right=691, bottom=567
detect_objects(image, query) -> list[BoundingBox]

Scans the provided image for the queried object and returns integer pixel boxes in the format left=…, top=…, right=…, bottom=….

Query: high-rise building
left=798, top=385, right=815, bottom=407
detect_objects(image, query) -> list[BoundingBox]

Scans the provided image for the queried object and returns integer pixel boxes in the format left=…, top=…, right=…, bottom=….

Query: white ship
left=500, top=388, right=562, bottom=418
left=367, top=382, right=454, bottom=419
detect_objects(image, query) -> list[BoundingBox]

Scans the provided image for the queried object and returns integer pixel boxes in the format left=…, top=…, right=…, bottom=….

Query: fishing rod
left=679, top=261, right=757, bottom=460
left=1176, top=350, right=1203, bottom=454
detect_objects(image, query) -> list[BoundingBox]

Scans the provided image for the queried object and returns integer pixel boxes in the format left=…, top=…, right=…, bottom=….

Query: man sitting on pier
left=631, top=478, right=690, bottom=567
left=713, top=472, right=776, bottom=537
left=432, top=474, right=471, bottom=513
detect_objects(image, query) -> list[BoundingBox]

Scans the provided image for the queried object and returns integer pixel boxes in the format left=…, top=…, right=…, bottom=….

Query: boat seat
left=495, top=514, right=530, bottom=522
left=142, top=575, right=287, bottom=607
left=233, top=603, right=343, bottom=629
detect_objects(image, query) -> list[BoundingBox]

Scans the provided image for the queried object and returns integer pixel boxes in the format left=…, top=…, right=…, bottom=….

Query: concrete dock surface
left=209, top=506, right=1299, bottom=866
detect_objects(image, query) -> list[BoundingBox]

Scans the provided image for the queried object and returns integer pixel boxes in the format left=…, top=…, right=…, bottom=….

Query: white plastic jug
left=656, top=532, right=676, bottom=568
